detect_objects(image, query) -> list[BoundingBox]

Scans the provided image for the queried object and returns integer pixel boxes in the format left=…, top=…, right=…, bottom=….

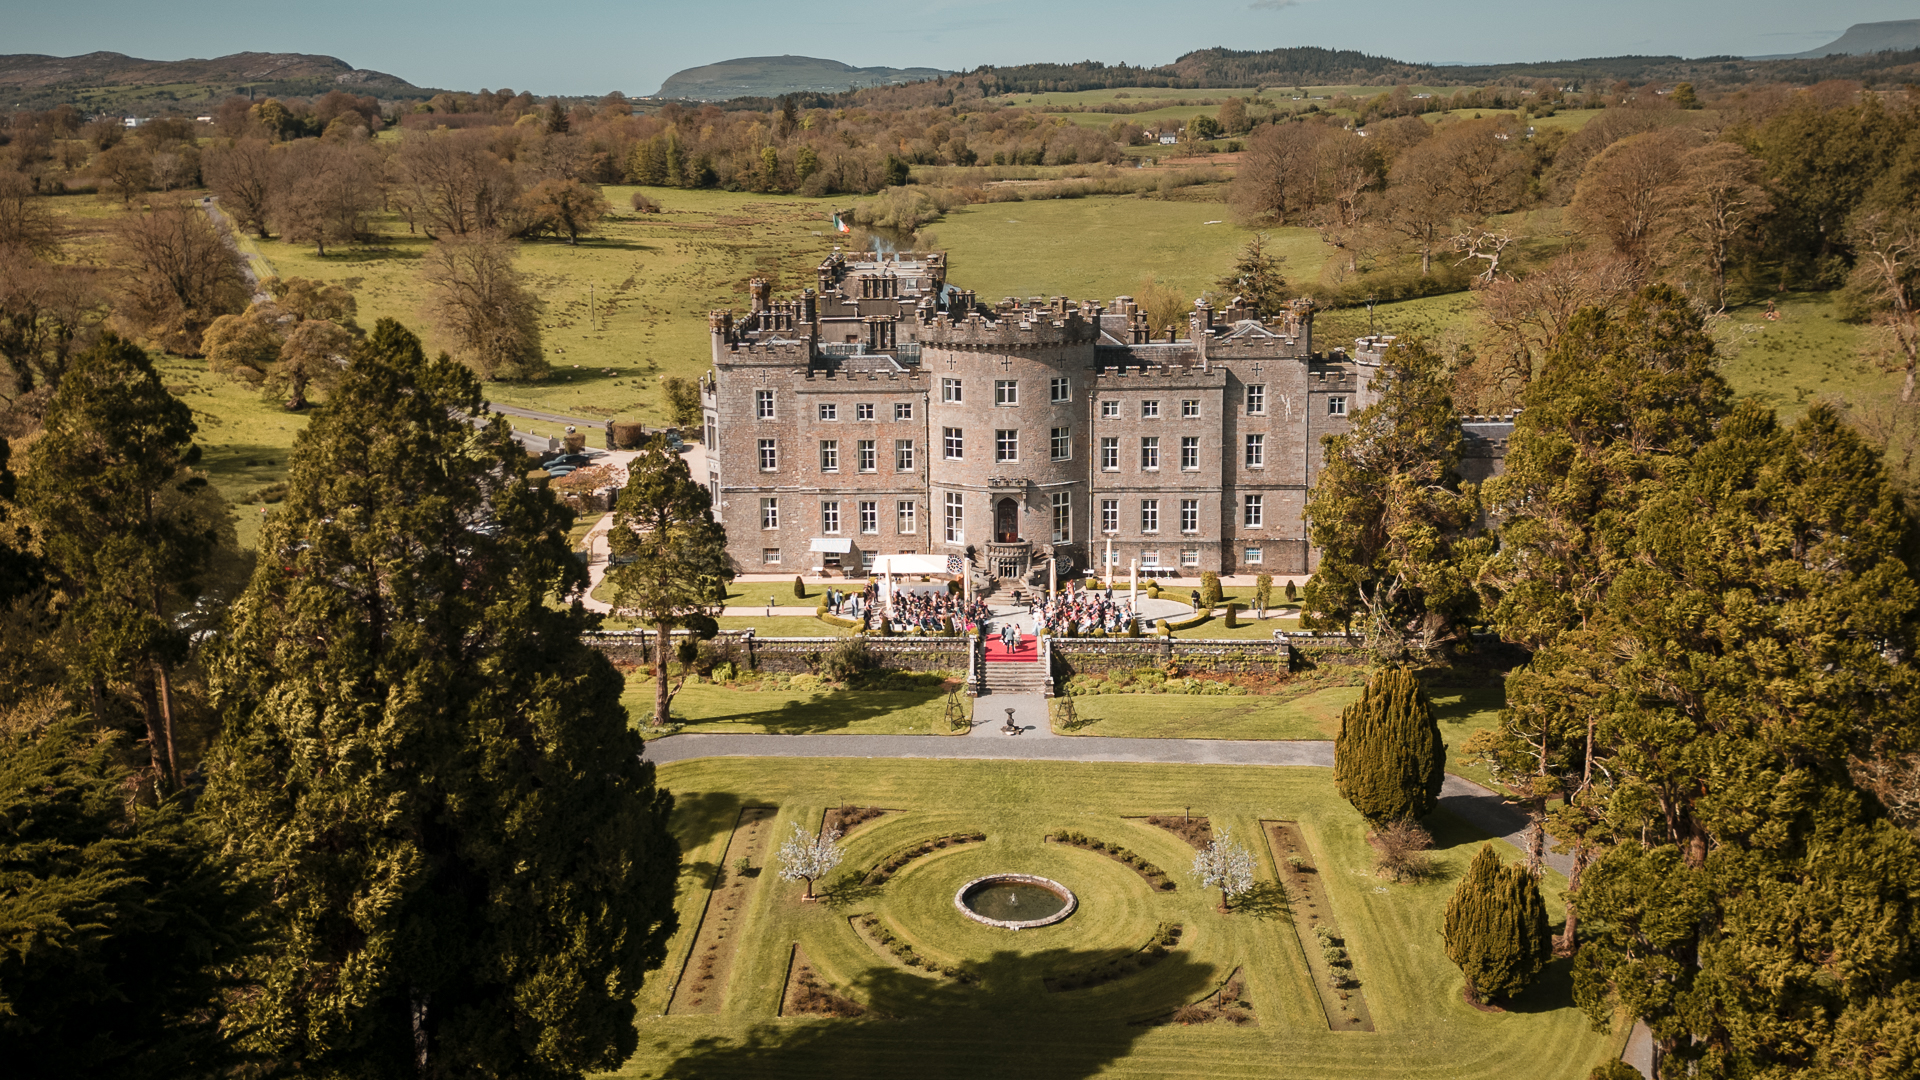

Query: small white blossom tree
left=776, top=822, right=844, bottom=900
left=1191, top=828, right=1256, bottom=913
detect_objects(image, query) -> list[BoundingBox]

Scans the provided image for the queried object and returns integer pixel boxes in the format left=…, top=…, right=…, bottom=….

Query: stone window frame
left=763, top=547, right=781, bottom=564
left=1244, top=433, right=1265, bottom=468
left=1100, top=498, right=1118, bottom=534
left=897, top=500, right=917, bottom=534
left=760, top=497, right=779, bottom=529
left=819, top=439, right=839, bottom=473
left=818, top=402, right=838, bottom=422
left=1050, top=376, right=1071, bottom=403
left=994, top=379, right=1019, bottom=406
left=857, top=439, right=877, bottom=472
left=1141, top=399, right=1161, bottom=419
left=1246, top=384, right=1266, bottom=416
left=943, top=427, right=964, bottom=460
left=1180, top=546, right=1200, bottom=567
left=755, top=389, right=775, bottom=419
left=1180, top=435, right=1199, bottom=470
left=1180, top=499, right=1199, bottom=534
left=896, top=439, right=917, bottom=471
left=1100, top=399, right=1119, bottom=419
left=941, top=377, right=963, bottom=404
left=1328, top=396, right=1348, bottom=416
left=1243, top=546, right=1263, bottom=564
left=1100, top=436, right=1119, bottom=471
left=1181, top=399, right=1200, bottom=418
left=1141, top=499, right=1160, bottom=534
left=1051, top=491, right=1071, bottom=543
left=1243, top=493, right=1264, bottom=527
left=1140, top=436, right=1160, bottom=471
left=995, top=429, right=1019, bottom=463
left=1050, top=426, right=1072, bottom=461
left=856, top=402, right=876, bottom=421
left=758, top=438, right=778, bottom=471
left=859, top=500, right=879, bottom=534
left=944, top=491, right=964, bottom=543
left=894, top=402, right=914, bottom=421
left=1141, top=549, right=1161, bottom=568
left=821, top=501, right=842, bottom=535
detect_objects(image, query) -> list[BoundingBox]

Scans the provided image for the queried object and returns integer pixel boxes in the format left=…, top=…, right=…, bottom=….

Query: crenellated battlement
left=920, top=308, right=1100, bottom=347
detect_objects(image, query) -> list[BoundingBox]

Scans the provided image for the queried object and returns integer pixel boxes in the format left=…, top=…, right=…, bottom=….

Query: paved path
left=643, top=693, right=1570, bottom=877
left=489, top=403, right=614, bottom=429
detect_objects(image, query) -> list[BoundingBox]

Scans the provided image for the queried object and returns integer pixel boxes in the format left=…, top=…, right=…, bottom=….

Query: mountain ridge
left=655, top=55, right=950, bottom=100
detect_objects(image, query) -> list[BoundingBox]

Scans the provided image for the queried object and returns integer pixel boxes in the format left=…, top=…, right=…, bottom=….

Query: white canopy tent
left=870, top=553, right=957, bottom=615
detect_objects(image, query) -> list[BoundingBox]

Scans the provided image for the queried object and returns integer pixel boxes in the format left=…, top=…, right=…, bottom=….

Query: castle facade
left=699, top=249, right=1505, bottom=583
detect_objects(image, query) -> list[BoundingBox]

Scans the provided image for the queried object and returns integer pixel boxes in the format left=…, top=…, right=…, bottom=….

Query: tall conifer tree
left=1303, top=338, right=1488, bottom=661
left=1333, top=667, right=1445, bottom=824
left=19, top=332, right=226, bottom=787
left=202, top=320, right=678, bottom=1080
left=1443, top=844, right=1551, bottom=1004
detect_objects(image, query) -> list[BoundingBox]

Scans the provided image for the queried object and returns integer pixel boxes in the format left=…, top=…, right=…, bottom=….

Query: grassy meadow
left=615, top=756, right=1621, bottom=1080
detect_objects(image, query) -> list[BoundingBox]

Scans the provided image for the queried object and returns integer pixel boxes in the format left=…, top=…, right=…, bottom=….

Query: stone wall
left=581, top=630, right=966, bottom=674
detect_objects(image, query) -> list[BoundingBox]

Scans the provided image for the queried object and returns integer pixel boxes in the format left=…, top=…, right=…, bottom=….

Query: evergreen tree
left=1443, top=845, right=1550, bottom=1004
left=1333, top=668, right=1445, bottom=824
left=1476, top=286, right=1732, bottom=931
left=1217, top=232, right=1290, bottom=318
left=1570, top=401, right=1920, bottom=1077
left=201, top=320, right=679, bottom=1080
left=19, top=333, right=229, bottom=788
left=1302, top=338, right=1488, bottom=661
left=605, top=436, right=733, bottom=728
left=0, top=706, right=253, bottom=1079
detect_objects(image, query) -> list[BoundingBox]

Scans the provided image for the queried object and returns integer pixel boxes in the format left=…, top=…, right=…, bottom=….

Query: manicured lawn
left=1061, top=685, right=1362, bottom=740
left=617, top=757, right=1620, bottom=1079
left=627, top=678, right=962, bottom=735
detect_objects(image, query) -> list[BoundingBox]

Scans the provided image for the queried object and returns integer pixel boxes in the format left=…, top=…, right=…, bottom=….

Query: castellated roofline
left=919, top=309, right=1100, bottom=347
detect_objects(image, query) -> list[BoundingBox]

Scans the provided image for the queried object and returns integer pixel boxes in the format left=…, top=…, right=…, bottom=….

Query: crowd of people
left=882, top=587, right=990, bottom=634
left=1032, top=588, right=1139, bottom=637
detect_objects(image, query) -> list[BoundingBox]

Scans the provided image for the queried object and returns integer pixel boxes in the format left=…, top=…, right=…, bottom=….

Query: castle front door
left=995, top=498, right=1019, bottom=543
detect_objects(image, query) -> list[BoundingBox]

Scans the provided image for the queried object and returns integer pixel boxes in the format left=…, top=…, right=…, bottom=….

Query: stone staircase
left=982, top=661, right=1053, bottom=696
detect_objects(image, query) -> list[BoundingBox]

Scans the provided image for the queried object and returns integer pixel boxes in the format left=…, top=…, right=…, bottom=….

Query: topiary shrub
left=1224, top=602, right=1242, bottom=628
left=793, top=575, right=807, bottom=599
left=1285, top=579, right=1298, bottom=603
left=1333, top=668, right=1445, bottom=824
left=1200, top=571, right=1222, bottom=608
left=1443, top=844, right=1552, bottom=1004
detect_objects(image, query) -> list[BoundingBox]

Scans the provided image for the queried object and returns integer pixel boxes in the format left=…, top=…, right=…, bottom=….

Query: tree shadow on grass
left=665, top=789, right=750, bottom=858
left=1230, top=880, right=1292, bottom=921
left=680, top=688, right=947, bottom=735
left=655, top=947, right=1221, bottom=1080
left=817, top=872, right=887, bottom=908
left=1498, top=953, right=1579, bottom=1015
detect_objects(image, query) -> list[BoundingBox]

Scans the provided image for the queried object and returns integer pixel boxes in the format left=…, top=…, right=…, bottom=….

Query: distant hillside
left=1757, top=20, right=1920, bottom=60
left=655, top=55, right=950, bottom=101
left=0, top=51, right=427, bottom=112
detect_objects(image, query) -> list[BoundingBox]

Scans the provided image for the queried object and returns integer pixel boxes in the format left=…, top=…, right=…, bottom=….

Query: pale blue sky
left=4, top=0, right=1912, bottom=97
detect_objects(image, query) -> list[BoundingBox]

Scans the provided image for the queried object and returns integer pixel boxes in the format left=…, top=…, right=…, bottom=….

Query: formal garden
left=610, top=756, right=1621, bottom=1080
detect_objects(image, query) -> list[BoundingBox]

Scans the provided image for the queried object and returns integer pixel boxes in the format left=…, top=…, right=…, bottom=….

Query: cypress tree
left=1444, top=844, right=1550, bottom=1004
left=201, top=320, right=679, bottom=1080
left=1333, top=667, right=1445, bottom=823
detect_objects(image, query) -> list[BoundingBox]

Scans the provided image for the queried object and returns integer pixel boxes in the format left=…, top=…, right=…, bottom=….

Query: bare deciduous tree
left=95, top=142, right=153, bottom=206
left=0, top=172, right=61, bottom=254
left=1229, top=121, right=1333, bottom=225
left=112, top=201, right=250, bottom=356
left=1670, top=142, right=1771, bottom=312
left=397, top=128, right=524, bottom=238
left=1844, top=205, right=1920, bottom=403
left=202, top=138, right=277, bottom=238
left=272, top=139, right=379, bottom=256
left=1570, top=128, right=1700, bottom=274
left=419, top=232, right=546, bottom=380
left=0, top=247, right=102, bottom=400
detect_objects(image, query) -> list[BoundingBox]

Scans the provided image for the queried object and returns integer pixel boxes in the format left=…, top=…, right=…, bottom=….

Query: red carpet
left=983, top=634, right=1038, bottom=662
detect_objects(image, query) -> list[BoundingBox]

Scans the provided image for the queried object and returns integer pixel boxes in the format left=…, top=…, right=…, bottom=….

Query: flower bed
left=862, top=831, right=987, bottom=885
left=1045, top=830, right=1177, bottom=890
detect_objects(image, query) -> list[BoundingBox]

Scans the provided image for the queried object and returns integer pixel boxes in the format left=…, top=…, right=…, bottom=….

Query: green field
left=627, top=678, right=962, bottom=735
left=616, top=756, right=1621, bottom=1079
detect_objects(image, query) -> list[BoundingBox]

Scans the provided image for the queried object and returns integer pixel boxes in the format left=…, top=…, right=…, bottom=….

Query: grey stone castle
left=698, top=249, right=1507, bottom=583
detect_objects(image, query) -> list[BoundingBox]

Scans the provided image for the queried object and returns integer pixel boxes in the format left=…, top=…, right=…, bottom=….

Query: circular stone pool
left=954, top=874, right=1077, bottom=930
